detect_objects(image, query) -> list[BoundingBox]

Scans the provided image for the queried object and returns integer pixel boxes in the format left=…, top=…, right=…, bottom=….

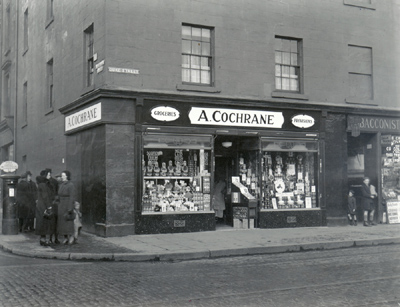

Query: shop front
left=135, top=100, right=326, bottom=234
left=347, top=115, right=400, bottom=224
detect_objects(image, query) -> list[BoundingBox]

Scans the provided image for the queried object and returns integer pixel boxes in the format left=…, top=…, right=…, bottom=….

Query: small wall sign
left=0, top=161, right=18, bottom=173
left=151, top=106, right=180, bottom=122
left=291, top=114, right=315, bottom=129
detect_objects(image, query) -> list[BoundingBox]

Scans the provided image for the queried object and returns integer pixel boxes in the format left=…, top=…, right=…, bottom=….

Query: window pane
left=275, top=65, right=281, bottom=77
left=191, top=56, right=200, bottom=69
left=191, top=69, right=200, bottom=83
left=282, top=52, right=290, bottom=65
left=282, top=66, right=290, bottom=77
left=275, top=52, right=282, bottom=64
left=275, top=38, right=282, bottom=50
left=202, top=28, right=210, bottom=42
left=201, top=70, right=210, bottom=84
left=182, top=26, right=191, bottom=40
left=290, top=79, right=299, bottom=91
left=182, top=40, right=191, bottom=54
left=291, top=40, right=297, bottom=53
left=182, top=69, right=190, bottom=82
left=282, top=78, right=290, bottom=90
left=281, top=39, right=291, bottom=52
left=182, top=55, right=190, bottom=68
left=192, top=41, right=201, bottom=55
left=291, top=53, right=298, bottom=65
left=201, top=57, right=210, bottom=70
left=202, top=42, right=210, bottom=56
left=192, top=27, right=201, bottom=41
left=275, top=77, right=282, bottom=90
left=289, top=67, right=298, bottom=78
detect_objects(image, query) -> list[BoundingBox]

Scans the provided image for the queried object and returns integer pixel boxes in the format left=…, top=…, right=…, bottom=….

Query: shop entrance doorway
left=347, top=133, right=379, bottom=222
left=214, top=135, right=259, bottom=229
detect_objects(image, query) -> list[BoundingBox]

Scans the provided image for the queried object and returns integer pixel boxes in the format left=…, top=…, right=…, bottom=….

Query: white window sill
left=272, top=91, right=309, bottom=100
left=345, top=98, right=377, bottom=106
left=177, top=84, right=221, bottom=93
left=343, top=0, right=376, bottom=10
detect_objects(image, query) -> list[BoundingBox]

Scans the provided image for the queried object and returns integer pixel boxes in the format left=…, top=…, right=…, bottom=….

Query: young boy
left=348, top=190, right=357, bottom=226
left=73, top=201, right=82, bottom=243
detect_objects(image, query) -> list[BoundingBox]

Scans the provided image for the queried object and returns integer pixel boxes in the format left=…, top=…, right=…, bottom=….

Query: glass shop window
left=261, top=139, right=319, bottom=210
left=142, top=134, right=212, bottom=214
left=381, top=135, right=400, bottom=201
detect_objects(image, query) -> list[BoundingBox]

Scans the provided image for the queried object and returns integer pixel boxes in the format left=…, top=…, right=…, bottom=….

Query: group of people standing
left=348, top=177, right=382, bottom=227
left=16, top=169, right=81, bottom=246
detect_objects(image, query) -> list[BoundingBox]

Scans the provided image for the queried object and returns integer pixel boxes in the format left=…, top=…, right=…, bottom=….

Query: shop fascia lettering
left=189, top=107, right=284, bottom=128
left=65, top=103, right=101, bottom=132
left=359, top=117, right=400, bottom=131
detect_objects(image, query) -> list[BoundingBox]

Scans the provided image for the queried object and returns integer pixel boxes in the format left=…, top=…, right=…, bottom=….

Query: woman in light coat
left=57, top=170, right=76, bottom=244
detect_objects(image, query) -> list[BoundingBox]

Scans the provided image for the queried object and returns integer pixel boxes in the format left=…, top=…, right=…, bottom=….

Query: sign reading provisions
left=189, top=107, right=284, bottom=128
left=151, top=106, right=180, bottom=122
left=0, top=161, right=18, bottom=173
left=65, top=103, right=101, bottom=132
left=291, top=114, right=315, bottom=128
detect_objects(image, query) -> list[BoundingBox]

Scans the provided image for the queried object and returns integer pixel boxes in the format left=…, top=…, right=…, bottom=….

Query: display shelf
left=260, top=208, right=321, bottom=212
left=142, top=210, right=214, bottom=215
left=143, top=176, right=194, bottom=180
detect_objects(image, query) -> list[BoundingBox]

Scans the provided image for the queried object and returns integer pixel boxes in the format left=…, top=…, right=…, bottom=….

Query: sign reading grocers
left=151, top=106, right=180, bottom=122
left=189, top=107, right=284, bottom=128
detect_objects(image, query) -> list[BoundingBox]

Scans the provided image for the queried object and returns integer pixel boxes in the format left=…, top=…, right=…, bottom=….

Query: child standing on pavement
left=348, top=190, right=357, bottom=226
left=73, top=201, right=82, bottom=243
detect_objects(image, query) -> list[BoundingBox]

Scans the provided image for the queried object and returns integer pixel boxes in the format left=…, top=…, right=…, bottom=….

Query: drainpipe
left=13, top=0, right=19, bottom=162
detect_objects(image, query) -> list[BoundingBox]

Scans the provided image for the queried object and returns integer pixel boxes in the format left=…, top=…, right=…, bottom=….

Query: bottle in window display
left=297, top=155, right=304, bottom=182
left=160, top=162, right=167, bottom=176
left=146, top=161, right=153, bottom=176
left=153, top=162, right=160, bottom=176
left=168, top=160, right=174, bottom=176
left=182, top=160, right=189, bottom=176
left=175, top=161, right=182, bottom=176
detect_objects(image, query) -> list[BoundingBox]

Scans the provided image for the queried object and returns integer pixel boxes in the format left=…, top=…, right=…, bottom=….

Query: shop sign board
left=189, top=107, right=284, bottom=129
left=348, top=115, right=400, bottom=133
left=0, top=161, right=18, bottom=173
left=291, top=114, right=315, bottom=128
left=151, top=106, right=180, bottom=122
left=387, top=201, right=400, bottom=224
left=65, top=103, right=102, bottom=132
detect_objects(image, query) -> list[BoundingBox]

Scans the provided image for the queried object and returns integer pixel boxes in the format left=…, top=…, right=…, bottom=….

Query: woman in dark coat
left=361, top=177, right=376, bottom=227
left=58, top=170, right=76, bottom=245
left=35, top=175, right=54, bottom=246
left=16, top=171, right=37, bottom=232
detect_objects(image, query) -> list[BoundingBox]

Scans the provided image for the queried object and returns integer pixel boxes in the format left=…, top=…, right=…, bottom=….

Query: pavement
left=1, top=222, right=400, bottom=262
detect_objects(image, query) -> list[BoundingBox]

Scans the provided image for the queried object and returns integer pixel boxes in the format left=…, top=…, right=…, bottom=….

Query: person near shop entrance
left=361, top=177, right=377, bottom=227
left=213, top=175, right=226, bottom=222
left=16, top=171, right=37, bottom=233
left=347, top=190, right=357, bottom=226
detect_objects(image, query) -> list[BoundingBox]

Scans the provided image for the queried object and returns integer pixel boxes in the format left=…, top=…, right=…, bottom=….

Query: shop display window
left=261, top=139, right=319, bottom=210
left=142, top=133, right=212, bottom=214
left=381, top=135, right=400, bottom=201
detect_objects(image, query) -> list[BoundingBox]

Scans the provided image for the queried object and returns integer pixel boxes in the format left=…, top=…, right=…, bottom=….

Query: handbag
left=43, top=207, right=54, bottom=220
left=64, top=209, right=76, bottom=221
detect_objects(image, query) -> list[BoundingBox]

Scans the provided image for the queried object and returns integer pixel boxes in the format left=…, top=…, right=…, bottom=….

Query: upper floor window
left=347, top=45, right=373, bottom=102
left=23, top=82, right=28, bottom=125
left=182, top=24, right=212, bottom=85
left=84, top=24, right=94, bottom=87
left=47, top=59, right=54, bottom=109
left=4, top=4, right=11, bottom=53
left=23, top=8, right=28, bottom=53
left=275, top=37, right=302, bottom=92
left=47, top=0, right=54, bottom=21
left=2, top=70, right=11, bottom=118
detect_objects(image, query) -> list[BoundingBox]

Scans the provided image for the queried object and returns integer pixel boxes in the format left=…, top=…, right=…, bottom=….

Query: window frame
left=84, top=24, right=94, bottom=89
left=46, top=58, right=54, bottom=112
left=181, top=24, right=214, bottom=87
left=23, top=8, right=29, bottom=54
left=22, top=81, right=28, bottom=127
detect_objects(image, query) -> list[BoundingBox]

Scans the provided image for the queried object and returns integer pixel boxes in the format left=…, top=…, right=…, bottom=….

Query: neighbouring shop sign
left=0, top=160, right=18, bottom=173
left=189, top=107, right=284, bottom=128
left=65, top=103, right=102, bottom=132
left=150, top=106, right=180, bottom=122
left=387, top=201, right=400, bottom=224
left=291, top=114, right=315, bottom=128
left=348, top=115, right=400, bottom=134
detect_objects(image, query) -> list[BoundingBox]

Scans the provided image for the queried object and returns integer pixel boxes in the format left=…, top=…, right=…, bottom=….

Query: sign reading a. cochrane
left=189, top=107, right=284, bottom=128
left=65, top=103, right=101, bottom=132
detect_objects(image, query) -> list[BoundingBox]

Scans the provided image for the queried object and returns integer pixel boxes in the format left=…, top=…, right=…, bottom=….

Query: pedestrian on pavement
left=361, top=177, right=377, bottom=226
left=73, top=201, right=82, bottom=244
left=58, top=170, right=76, bottom=245
left=41, top=168, right=60, bottom=244
left=347, top=190, right=357, bottom=226
left=35, top=175, right=54, bottom=246
left=16, top=171, right=37, bottom=233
